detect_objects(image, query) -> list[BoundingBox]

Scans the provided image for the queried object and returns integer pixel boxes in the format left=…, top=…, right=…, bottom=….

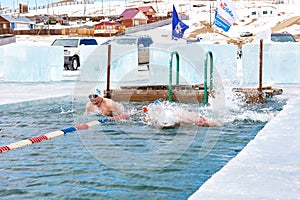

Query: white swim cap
left=95, top=88, right=103, bottom=97
left=159, top=110, right=178, bottom=127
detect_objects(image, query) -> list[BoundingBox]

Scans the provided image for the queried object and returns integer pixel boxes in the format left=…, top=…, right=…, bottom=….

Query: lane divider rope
left=0, top=107, right=149, bottom=154
left=0, top=116, right=127, bottom=154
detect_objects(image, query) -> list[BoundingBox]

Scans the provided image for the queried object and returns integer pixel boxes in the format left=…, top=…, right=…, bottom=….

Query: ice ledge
left=189, top=85, right=300, bottom=200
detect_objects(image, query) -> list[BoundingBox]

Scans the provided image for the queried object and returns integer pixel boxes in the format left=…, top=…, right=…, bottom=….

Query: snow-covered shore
left=11, top=0, right=299, bottom=46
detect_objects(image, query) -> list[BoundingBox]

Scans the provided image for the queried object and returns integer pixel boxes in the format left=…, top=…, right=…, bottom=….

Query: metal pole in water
left=106, top=44, right=111, bottom=99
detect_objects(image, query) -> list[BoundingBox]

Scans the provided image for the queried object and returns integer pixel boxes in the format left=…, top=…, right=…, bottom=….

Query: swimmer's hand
left=197, top=117, right=221, bottom=127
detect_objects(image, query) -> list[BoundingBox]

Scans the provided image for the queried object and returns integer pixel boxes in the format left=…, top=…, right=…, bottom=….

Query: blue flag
left=214, top=0, right=238, bottom=32
left=172, top=5, right=189, bottom=39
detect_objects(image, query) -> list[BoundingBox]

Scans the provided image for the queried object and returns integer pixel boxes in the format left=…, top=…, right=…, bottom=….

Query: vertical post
left=209, top=51, right=213, bottom=93
left=209, top=1, right=212, bottom=27
left=106, top=44, right=111, bottom=99
left=168, top=51, right=179, bottom=102
left=258, top=39, right=263, bottom=93
left=202, top=51, right=213, bottom=105
left=175, top=52, right=179, bottom=85
left=203, top=53, right=208, bottom=105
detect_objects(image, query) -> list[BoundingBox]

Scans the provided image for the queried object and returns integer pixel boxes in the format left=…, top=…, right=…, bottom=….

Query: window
left=271, top=33, right=296, bottom=42
left=52, top=39, right=79, bottom=47
left=80, top=39, right=98, bottom=45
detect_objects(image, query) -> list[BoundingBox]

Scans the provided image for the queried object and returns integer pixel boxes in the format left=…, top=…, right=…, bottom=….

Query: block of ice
left=199, top=44, right=238, bottom=84
left=150, top=43, right=207, bottom=85
left=3, top=44, right=63, bottom=82
left=80, top=44, right=137, bottom=84
left=243, top=42, right=300, bottom=84
left=111, top=44, right=137, bottom=83
left=80, top=45, right=107, bottom=82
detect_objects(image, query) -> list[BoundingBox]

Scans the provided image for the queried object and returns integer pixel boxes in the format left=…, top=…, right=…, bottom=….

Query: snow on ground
left=13, top=0, right=300, bottom=47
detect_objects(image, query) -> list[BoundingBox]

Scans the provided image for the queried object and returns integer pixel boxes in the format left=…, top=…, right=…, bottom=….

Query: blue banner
left=215, top=10, right=231, bottom=32
left=172, top=5, right=189, bottom=39
left=214, top=0, right=238, bottom=32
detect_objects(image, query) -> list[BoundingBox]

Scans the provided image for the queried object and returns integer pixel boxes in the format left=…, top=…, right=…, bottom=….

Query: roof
left=138, top=6, right=156, bottom=13
left=1, top=15, right=34, bottom=24
left=120, top=8, right=140, bottom=20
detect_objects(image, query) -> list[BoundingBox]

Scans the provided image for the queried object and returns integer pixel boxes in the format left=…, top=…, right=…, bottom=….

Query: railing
left=0, top=34, right=16, bottom=46
left=168, top=51, right=180, bottom=102
left=167, top=50, right=214, bottom=105
left=202, top=51, right=214, bottom=105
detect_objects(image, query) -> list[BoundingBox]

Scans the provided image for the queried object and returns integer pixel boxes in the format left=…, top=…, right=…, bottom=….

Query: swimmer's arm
left=197, top=117, right=221, bottom=127
left=85, top=102, right=95, bottom=114
left=111, top=102, right=129, bottom=119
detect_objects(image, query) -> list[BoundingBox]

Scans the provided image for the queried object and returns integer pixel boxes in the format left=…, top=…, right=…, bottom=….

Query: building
left=137, top=6, right=158, bottom=23
left=236, top=5, right=277, bottom=19
left=93, top=21, right=125, bottom=37
left=0, top=15, right=34, bottom=30
left=19, top=3, right=29, bottom=14
left=120, top=8, right=148, bottom=27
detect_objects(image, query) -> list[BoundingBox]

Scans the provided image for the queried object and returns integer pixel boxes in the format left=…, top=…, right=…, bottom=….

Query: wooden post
left=259, top=39, right=263, bottom=93
left=106, top=44, right=111, bottom=98
left=258, top=39, right=264, bottom=103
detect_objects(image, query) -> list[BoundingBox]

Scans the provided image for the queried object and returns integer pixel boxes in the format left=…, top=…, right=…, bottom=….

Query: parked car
left=186, top=37, right=202, bottom=44
left=240, top=31, right=253, bottom=37
left=102, top=35, right=153, bottom=65
left=271, top=32, right=296, bottom=42
left=51, top=37, right=98, bottom=70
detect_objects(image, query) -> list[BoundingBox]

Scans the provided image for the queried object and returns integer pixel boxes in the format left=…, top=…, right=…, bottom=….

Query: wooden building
left=93, top=21, right=125, bottom=37
left=0, top=15, right=34, bottom=30
left=19, top=3, right=29, bottom=14
left=120, top=8, right=148, bottom=27
left=138, top=6, right=158, bottom=23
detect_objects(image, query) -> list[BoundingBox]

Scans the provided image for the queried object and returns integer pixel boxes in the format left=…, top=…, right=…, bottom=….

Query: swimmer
left=85, top=88, right=129, bottom=119
left=143, top=102, right=221, bottom=128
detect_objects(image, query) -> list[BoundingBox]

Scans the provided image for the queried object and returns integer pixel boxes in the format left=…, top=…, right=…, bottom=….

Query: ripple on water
left=0, top=99, right=285, bottom=199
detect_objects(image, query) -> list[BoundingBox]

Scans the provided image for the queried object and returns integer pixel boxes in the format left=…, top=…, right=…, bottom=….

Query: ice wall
left=242, top=42, right=300, bottom=84
left=80, top=44, right=137, bottom=84
left=150, top=43, right=207, bottom=84
left=1, top=41, right=296, bottom=84
left=80, top=43, right=236, bottom=87
left=199, top=44, right=238, bottom=84
left=79, top=45, right=107, bottom=82
left=2, top=44, right=63, bottom=82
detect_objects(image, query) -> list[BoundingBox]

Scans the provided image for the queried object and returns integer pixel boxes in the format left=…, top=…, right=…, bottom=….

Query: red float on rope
left=29, top=135, right=48, bottom=144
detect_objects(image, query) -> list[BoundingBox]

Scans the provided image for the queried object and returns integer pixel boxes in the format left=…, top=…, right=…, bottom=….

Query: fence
left=0, top=28, right=95, bottom=36
left=0, top=35, right=16, bottom=46
left=0, top=15, right=189, bottom=36
left=0, top=1, right=94, bottom=15
left=125, top=16, right=189, bottom=34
